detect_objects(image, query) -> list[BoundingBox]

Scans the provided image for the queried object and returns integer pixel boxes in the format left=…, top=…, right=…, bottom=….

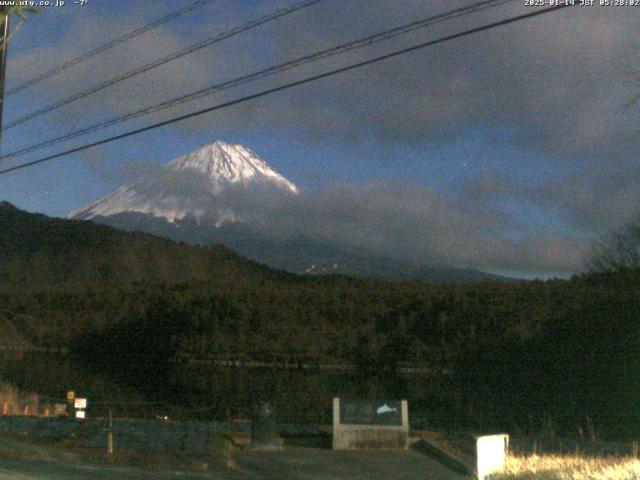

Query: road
left=0, top=449, right=468, bottom=480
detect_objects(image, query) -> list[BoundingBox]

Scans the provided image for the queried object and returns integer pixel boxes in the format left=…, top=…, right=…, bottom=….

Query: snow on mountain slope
left=69, top=141, right=298, bottom=223
left=169, top=141, right=298, bottom=193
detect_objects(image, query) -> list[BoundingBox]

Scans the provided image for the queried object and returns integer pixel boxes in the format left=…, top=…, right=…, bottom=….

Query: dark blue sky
left=0, top=0, right=638, bottom=278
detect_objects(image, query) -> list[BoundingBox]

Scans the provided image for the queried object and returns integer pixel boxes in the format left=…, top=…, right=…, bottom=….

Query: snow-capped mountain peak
left=168, top=141, right=298, bottom=194
left=68, top=140, right=299, bottom=223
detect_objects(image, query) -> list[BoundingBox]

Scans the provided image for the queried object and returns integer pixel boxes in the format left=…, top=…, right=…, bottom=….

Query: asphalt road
left=235, top=447, right=469, bottom=479
left=0, top=448, right=468, bottom=480
left=0, top=460, right=214, bottom=480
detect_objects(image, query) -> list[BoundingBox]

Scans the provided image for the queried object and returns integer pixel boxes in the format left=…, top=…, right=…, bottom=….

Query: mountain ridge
left=85, top=210, right=513, bottom=283
left=67, top=140, right=513, bottom=283
left=0, top=201, right=295, bottom=291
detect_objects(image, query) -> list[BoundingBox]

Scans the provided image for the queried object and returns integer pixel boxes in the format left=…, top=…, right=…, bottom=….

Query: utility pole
left=0, top=13, right=9, bottom=152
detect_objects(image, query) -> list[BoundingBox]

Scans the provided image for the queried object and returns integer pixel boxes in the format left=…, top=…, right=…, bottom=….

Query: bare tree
left=0, top=6, right=38, bottom=40
left=587, top=221, right=640, bottom=273
left=0, top=6, right=38, bottom=20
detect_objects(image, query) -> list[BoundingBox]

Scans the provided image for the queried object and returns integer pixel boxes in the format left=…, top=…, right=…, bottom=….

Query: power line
left=5, top=0, right=216, bottom=97
left=0, top=4, right=576, bottom=177
left=0, top=0, right=515, bottom=162
left=3, top=0, right=323, bottom=130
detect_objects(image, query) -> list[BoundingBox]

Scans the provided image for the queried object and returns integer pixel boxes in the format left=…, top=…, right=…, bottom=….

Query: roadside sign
left=332, top=398, right=409, bottom=450
left=76, top=410, right=86, bottom=419
left=53, top=403, right=67, bottom=416
left=74, top=398, right=87, bottom=409
left=340, top=399, right=403, bottom=426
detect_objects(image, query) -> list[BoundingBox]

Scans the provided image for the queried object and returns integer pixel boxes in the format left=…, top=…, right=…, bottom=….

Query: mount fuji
left=70, top=140, right=298, bottom=225
left=69, top=141, right=508, bottom=283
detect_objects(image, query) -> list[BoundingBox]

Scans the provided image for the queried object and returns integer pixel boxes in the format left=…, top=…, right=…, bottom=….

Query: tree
left=587, top=221, right=640, bottom=272
left=0, top=6, right=38, bottom=40
left=0, top=6, right=38, bottom=20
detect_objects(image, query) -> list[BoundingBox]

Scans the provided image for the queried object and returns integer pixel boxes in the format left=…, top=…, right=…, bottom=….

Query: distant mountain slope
left=87, top=211, right=511, bottom=283
left=67, top=140, right=511, bottom=284
left=0, top=201, right=292, bottom=290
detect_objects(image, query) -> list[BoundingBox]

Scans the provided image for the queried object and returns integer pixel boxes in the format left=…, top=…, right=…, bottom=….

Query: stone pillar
left=251, top=401, right=280, bottom=450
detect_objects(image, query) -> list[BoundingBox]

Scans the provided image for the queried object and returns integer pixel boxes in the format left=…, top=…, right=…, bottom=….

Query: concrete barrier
left=0, top=415, right=249, bottom=456
left=332, top=397, right=409, bottom=450
left=410, top=437, right=472, bottom=476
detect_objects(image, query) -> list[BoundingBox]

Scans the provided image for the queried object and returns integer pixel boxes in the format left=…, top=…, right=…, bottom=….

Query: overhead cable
left=6, top=0, right=217, bottom=96
left=0, top=0, right=514, bottom=162
left=3, top=0, right=324, bottom=130
left=0, top=4, right=576, bottom=176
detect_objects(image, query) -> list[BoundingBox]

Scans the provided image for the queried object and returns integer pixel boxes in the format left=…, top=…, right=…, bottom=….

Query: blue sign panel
left=340, top=399, right=403, bottom=426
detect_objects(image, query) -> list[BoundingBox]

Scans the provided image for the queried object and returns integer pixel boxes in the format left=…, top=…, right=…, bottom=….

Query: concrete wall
left=0, top=415, right=249, bottom=456
left=332, top=398, right=409, bottom=450
left=0, top=415, right=328, bottom=456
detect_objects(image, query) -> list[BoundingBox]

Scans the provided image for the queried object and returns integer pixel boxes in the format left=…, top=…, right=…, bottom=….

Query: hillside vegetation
left=1, top=202, right=639, bottom=438
left=0, top=201, right=293, bottom=290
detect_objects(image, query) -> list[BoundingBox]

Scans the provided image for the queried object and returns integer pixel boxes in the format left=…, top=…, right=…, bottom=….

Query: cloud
left=522, top=161, right=640, bottom=233
left=216, top=1, right=639, bottom=161
left=142, top=169, right=588, bottom=275
left=6, top=1, right=637, bottom=275
left=11, top=2, right=639, bottom=162
left=462, top=160, right=640, bottom=235
left=5, top=1, right=261, bottom=142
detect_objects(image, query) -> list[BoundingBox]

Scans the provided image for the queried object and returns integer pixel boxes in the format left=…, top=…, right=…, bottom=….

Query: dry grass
left=0, top=380, right=40, bottom=415
left=0, top=381, right=21, bottom=414
left=489, top=453, right=640, bottom=480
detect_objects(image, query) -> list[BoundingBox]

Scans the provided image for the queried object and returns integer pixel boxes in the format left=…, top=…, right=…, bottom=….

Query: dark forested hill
left=2, top=201, right=640, bottom=439
left=0, top=201, right=294, bottom=290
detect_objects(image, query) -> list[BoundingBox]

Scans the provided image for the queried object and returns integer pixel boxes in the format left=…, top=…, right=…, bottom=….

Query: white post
left=107, top=408, right=113, bottom=455
left=476, top=434, right=509, bottom=480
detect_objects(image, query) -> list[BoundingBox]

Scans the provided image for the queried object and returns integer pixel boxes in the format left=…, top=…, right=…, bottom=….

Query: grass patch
left=489, top=453, right=640, bottom=480
left=0, top=381, right=20, bottom=414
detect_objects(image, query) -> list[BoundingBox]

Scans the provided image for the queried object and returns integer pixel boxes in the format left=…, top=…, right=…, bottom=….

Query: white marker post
left=476, top=434, right=509, bottom=480
left=107, top=408, right=113, bottom=455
